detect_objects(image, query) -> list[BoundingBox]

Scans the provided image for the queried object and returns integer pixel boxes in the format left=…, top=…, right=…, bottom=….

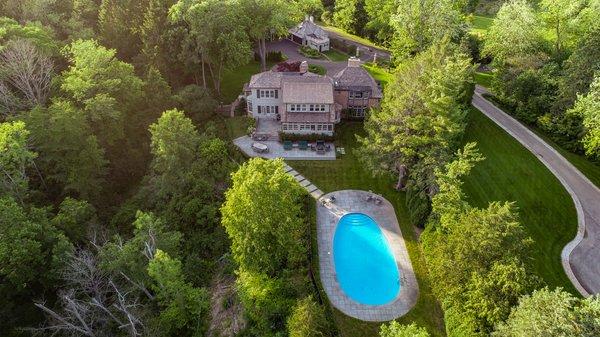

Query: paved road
left=472, top=86, right=600, bottom=296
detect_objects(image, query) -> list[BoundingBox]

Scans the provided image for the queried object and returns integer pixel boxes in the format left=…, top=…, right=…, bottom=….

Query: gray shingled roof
left=333, top=66, right=383, bottom=98
left=289, top=20, right=328, bottom=41
left=282, top=76, right=334, bottom=104
left=248, top=71, right=318, bottom=89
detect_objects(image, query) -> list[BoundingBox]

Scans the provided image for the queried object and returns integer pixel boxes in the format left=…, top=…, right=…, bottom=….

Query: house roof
left=289, top=19, right=328, bottom=41
left=282, top=76, right=334, bottom=104
left=248, top=71, right=318, bottom=89
left=333, top=66, right=383, bottom=98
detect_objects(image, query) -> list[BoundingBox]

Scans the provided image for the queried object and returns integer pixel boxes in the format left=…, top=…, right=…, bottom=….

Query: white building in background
left=288, top=15, right=330, bottom=52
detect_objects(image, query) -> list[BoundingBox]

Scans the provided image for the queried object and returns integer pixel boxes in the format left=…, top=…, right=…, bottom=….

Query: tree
left=51, top=197, right=97, bottom=243
left=422, top=143, right=537, bottom=336
left=147, top=250, right=209, bottom=336
left=25, top=102, right=107, bottom=199
left=0, top=39, right=54, bottom=117
left=98, top=0, right=149, bottom=61
left=61, top=39, right=143, bottom=149
left=0, top=121, right=36, bottom=201
left=149, top=109, right=201, bottom=190
left=0, top=17, right=59, bottom=53
left=287, top=296, right=332, bottom=337
left=170, top=0, right=252, bottom=93
left=239, top=0, right=299, bottom=71
left=357, top=40, right=473, bottom=196
left=139, top=0, right=181, bottom=78
left=221, top=158, right=306, bottom=276
left=390, top=0, right=462, bottom=58
left=174, top=85, right=218, bottom=123
left=380, top=322, right=431, bottom=337
left=570, top=75, right=600, bottom=159
left=493, top=288, right=600, bottom=336
left=483, top=0, right=542, bottom=64
left=539, top=0, right=587, bottom=56
left=364, top=0, right=397, bottom=43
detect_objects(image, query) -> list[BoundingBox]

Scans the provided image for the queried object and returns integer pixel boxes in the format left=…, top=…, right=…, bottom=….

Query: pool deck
left=316, top=190, right=419, bottom=321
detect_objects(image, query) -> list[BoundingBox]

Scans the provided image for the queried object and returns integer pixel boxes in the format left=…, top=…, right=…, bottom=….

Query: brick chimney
left=299, top=61, right=308, bottom=74
left=348, top=57, right=361, bottom=68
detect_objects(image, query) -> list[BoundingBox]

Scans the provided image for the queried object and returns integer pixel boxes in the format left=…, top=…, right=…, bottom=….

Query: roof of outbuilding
left=289, top=19, right=328, bottom=40
left=333, top=66, right=383, bottom=98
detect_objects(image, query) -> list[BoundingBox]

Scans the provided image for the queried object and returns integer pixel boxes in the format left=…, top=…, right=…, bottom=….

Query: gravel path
left=473, top=85, right=600, bottom=296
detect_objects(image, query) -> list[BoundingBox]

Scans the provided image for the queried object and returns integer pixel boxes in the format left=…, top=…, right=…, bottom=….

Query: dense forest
left=1, top=0, right=599, bottom=337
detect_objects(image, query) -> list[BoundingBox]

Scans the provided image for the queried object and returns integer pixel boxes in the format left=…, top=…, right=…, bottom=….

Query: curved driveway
left=472, top=86, right=600, bottom=296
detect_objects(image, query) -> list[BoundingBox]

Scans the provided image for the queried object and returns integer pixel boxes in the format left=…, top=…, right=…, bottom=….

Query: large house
left=244, top=58, right=382, bottom=136
left=288, top=16, right=330, bottom=52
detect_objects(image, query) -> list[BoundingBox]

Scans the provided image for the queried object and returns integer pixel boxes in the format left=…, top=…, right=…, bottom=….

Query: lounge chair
left=299, top=140, right=308, bottom=150
left=283, top=141, right=293, bottom=150
left=316, top=140, right=325, bottom=154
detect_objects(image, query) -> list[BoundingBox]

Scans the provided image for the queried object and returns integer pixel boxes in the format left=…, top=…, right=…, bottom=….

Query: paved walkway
left=282, top=163, right=324, bottom=199
left=472, top=85, right=600, bottom=296
left=315, top=190, right=418, bottom=321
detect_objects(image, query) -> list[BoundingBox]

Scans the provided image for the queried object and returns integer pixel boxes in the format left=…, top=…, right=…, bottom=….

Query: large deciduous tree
left=390, top=0, right=462, bottom=59
left=380, top=322, right=431, bottom=337
left=0, top=39, right=54, bottom=117
left=570, top=75, right=600, bottom=159
left=221, top=158, right=306, bottom=277
left=0, top=121, right=36, bottom=201
left=422, top=143, right=538, bottom=336
left=493, top=288, right=600, bottom=337
left=357, top=40, right=473, bottom=196
left=483, top=0, right=542, bottom=64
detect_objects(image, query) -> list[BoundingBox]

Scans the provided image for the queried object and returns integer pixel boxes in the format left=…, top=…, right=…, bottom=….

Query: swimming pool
left=333, top=213, right=401, bottom=305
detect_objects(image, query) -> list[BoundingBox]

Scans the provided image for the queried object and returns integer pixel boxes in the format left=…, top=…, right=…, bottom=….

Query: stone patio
left=233, top=135, right=336, bottom=161
left=316, top=190, right=419, bottom=321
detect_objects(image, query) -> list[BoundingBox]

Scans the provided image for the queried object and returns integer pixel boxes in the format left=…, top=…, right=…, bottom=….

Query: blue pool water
left=333, top=213, right=400, bottom=305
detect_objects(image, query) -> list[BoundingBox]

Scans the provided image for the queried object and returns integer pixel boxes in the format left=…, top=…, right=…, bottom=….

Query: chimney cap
left=347, top=57, right=361, bottom=68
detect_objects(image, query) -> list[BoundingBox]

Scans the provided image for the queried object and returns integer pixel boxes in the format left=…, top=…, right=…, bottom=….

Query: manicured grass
left=461, top=108, right=578, bottom=294
left=292, top=123, right=446, bottom=337
left=470, top=14, right=494, bottom=36
left=323, top=48, right=350, bottom=62
left=483, top=94, right=600, bottom=189
left=220, top=61, right=262, bottom=103
left=319, top=23, right=389, bottom=52
left=223, top=116, right=252, bottom=140
left=362, top=63, right=394, bottom=88
left=474, top=72, right=493, bottom=87
left=309, top=64, right=327, bottom=75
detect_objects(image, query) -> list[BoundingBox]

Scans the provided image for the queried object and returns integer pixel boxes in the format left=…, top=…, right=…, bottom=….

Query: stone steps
left=284, top=163, right=324, bottom=200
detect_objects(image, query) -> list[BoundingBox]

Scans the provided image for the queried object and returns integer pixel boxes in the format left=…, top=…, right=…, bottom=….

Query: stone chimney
left=299, top=61, right=308, bottom=74
left=347, top=57, right=361, bottom=68
left=305, top=15, right=309, bottom=22
left=309, top=15, right=314, bottom=22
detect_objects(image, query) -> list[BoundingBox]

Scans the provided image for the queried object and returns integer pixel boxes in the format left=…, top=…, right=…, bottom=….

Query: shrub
left=298, top=46, right=322, bottom=59
left=266, top=50, right=286, bottom=62
left=308, top=64, right=326, bottom=75
left=279, top=132, right=335, bottom=142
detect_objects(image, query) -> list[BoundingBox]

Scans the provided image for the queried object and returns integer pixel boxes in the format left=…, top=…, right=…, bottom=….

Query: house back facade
left=244, top=58, right=381, bottom=136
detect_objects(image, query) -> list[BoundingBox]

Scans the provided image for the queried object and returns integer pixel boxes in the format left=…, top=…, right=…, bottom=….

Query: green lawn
left=223, top=116, right=252, bottom=140
left=319, top=23, right=389, bottom=52
left=474, top=72, right=493, bottom=87
left=363, top=63, right=394, bottom=88
left=323, top=48, right=350, bottom=62
left=461, top=108, right=578, bottom=294
left=220, top=61, right=265, bottom=104
left=292, top=123, right=446, bottom=337
left=470, top=14, right=494, bottom=36
left=309, top=64, right=327, bottom=75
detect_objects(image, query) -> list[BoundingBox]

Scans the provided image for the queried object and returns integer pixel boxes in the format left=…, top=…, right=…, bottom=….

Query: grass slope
left=319, top=23, right=389, bottom=52
left=292, top=123, right=445, bottom=337
left=470, top=15, right=494, bottom=37
left=461, top=108, right=578, bottom=294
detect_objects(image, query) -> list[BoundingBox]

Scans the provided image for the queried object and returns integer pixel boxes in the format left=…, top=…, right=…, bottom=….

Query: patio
left=233, top=136, right=336, bottom=161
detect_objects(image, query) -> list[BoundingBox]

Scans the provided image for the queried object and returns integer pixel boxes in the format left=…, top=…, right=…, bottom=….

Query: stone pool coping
left=316, top=190, right=419, bottom=321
